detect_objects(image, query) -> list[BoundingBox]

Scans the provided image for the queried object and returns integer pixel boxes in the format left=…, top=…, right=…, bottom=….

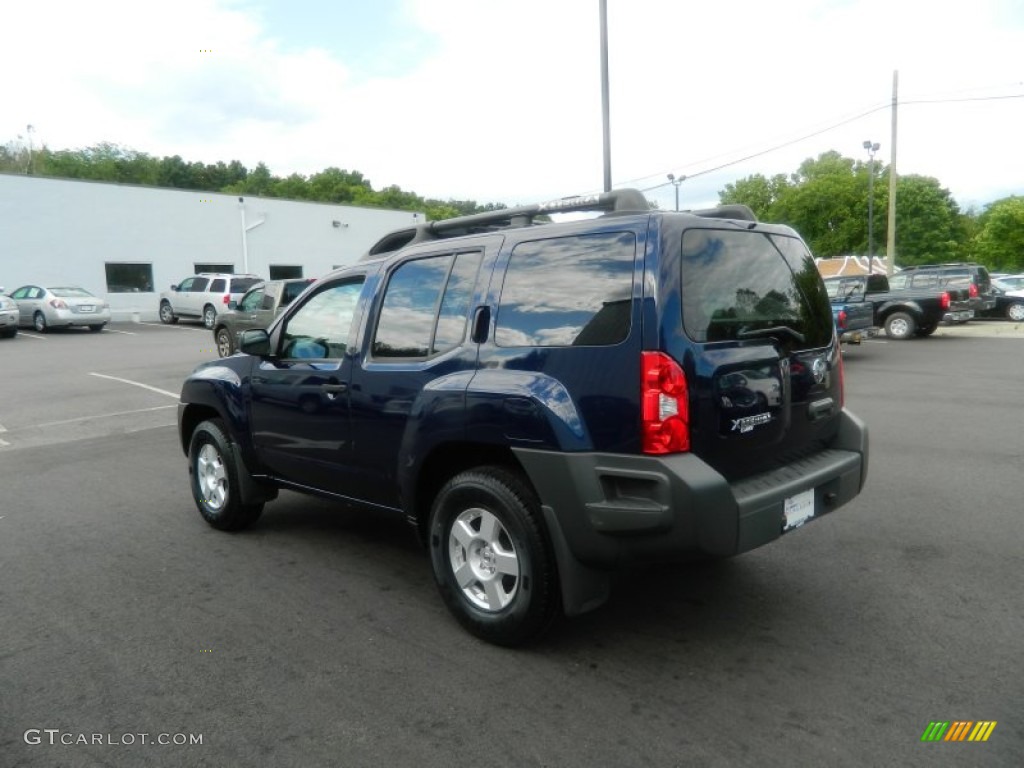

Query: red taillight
left=969, top=283, right=979, bottom=298
left=837, top=310, right=847, bottom=330
left=641, top=352, right=690, bottom=454
left=222, top=294, right=231, bottom=304
left=940, top=291, right=951, bottom=310
left=49, top=299, right=68, bottom=309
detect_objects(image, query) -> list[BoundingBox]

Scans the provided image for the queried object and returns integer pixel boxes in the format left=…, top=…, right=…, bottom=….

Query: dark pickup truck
left=823, top=274, right=970, bottom=339
left=829, top=298, right=876, bottom=344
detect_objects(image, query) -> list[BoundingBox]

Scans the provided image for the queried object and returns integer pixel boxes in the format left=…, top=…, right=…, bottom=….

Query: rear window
left=50, top=287, right=95, bottom=298
left=230, top=277, right=260, bottom=293
left=680, top=229, right=833, bottom=349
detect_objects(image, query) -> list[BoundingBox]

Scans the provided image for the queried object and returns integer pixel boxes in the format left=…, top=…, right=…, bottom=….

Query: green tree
left=719, top=173, right=791, bottom=220
left=889, top=174, right=963, bottom=265
left=971, top=196, right=1024, bottom=272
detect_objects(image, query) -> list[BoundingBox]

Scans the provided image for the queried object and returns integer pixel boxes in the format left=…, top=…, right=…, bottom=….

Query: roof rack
left=364, top=189, right=651, bottom=259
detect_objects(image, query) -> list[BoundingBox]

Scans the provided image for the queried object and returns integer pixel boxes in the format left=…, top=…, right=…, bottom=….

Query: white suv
left=159, top=273, right=262, bottom=329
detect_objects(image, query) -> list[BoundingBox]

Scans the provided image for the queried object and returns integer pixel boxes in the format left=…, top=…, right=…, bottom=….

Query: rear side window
left=680, top=229, right=833, bottom=349
left=209, top=279, right=226, bottom=293
left=495, top=232, right=635, bottom=347
left=231, top=277, right=260, bottom=293
left=372, top=251, right=482, bottom=359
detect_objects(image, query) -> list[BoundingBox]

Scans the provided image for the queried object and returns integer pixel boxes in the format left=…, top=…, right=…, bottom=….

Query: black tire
left=915, top=323, right=937, bottom=337
left=89, top=324, right=105, bottom=332
left=884, top=311, right=916, bottom=340
left=188, top=419, right=264, bottom=531
left=33, top=312, right=47, bottom=333
left=159, top=301, right=178, bottom=324
left=429, top=467, right=559, bottom=646
left=202, top=304, right=217, bottom=330
left=215, top=327, right=234, bottom=357
left=0, top=327, right=16, bottom=339
left=1007, top=302, right=1024, bottom=322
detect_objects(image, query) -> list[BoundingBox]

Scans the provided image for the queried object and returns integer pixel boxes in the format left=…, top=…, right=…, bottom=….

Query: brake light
left=222, top=294, right=230, bottom=304
left=940, top=291, right=951, bottom=310
left=641, top=352, right=689, bottom=454
left=837, top=310, right=847, bottom=330
left=969, top=283, right=979, bottom=298
left=49, top=299, right=68, bottom=309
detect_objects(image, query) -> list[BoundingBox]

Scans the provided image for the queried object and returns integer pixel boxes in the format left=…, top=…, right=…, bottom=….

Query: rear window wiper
left=737, top=325, right=806, bottom=343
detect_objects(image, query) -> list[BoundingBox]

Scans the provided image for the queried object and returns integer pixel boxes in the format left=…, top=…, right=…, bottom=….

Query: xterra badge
left=731, top=413, right=772, bottom=433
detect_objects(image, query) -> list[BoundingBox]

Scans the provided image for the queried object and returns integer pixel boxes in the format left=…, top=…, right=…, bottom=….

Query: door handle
left=321, top=383, right=348, bottom=394
left=471, top=306, right=491, bottom=344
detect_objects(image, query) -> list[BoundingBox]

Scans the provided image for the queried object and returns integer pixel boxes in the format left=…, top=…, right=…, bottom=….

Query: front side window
left=372, top=252, right=482, bottom=359
left=239, top=288, right=265, bottom=312
left=11, top=287, right=31, bottom=299
left=280, top=279, right=364, bottom=359
left=495, top=232, right=635, bottom=347
left=680, top=229, right=833, bottom=349
left=177, top=278, right=196, bottom=292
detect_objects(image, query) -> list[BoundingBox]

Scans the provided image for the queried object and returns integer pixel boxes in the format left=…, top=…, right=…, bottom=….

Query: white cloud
left=3, top=0, right=1022, bottom=209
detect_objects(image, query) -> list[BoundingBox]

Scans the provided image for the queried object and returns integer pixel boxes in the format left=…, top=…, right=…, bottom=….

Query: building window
left=105, top=263, right=154, bottom=293
left=269, top=265, right=304, bottom=280
left=195, top=263, right=234, bottom=274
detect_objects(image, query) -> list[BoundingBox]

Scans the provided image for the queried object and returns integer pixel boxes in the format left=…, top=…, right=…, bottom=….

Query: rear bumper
left=514, top=409, right=868, bottom=613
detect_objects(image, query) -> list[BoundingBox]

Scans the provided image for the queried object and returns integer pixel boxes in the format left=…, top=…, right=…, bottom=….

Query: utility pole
left=599, top=0, right=612, bottom=192
left=886, top=71, right=899, bottom=276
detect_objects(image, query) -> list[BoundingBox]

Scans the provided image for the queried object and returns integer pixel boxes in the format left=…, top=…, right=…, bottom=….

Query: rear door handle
left=321, top=383, right=348, bottom=394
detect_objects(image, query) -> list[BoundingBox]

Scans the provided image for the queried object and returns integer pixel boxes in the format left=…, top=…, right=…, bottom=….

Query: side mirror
left=170, top=284, right=179, bottom=291
left=239, top=329, right=271, bottom=356
left=228, top=300, right=237, bottom=310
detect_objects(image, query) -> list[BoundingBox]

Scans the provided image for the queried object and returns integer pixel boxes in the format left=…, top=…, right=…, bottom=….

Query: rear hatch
left=672, top=224, right=841, bottom=481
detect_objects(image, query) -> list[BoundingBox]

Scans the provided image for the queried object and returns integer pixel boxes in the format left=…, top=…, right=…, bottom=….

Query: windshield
left=49, top=287, right=95, bottom=298
left=680, top=229, right=833, bottom=350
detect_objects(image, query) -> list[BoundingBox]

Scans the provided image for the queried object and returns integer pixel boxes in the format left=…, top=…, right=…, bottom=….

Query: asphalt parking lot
left=1, top=320, right=1021, bottom=767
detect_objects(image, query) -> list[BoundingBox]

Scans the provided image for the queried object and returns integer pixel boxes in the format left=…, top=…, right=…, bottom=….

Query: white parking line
left=0, top=424, right=7, bottom=448
left=88, top=372, right=179, bottom=399
left=102, top=328, right=137, bottom=335
left=31, top=404, right=177, bottom=429
left=16, top=331, right=47, bottom=340
left=136, top=322, right=208, bottom=333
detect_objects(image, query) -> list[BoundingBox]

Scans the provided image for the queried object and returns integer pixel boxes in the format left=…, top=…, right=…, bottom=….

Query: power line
left=629, top=92, right=1024, bottom=195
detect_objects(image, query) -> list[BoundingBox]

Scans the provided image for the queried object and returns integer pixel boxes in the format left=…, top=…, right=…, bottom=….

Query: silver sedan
left=0, top=293, right=18, bottom=338
left=7, top=285, right=112, bottom=332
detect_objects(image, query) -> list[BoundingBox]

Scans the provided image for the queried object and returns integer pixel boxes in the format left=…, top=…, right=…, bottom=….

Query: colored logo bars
left=921, top=721, right=997, bottom=742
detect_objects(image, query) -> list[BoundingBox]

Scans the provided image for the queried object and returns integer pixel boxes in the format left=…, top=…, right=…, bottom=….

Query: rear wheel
left=1007, top=302, right=1024, bottom=322
left=915, top=323, right=937, bottom=337
left=89, top=324, right=105, bottom=332
left=884, top=312, right=916, bottom=340
left=215, top=327, right=234, bottom=357
left=429, top=467, right=559, bottom=646
left=159, top=301, right=178, bottom=324
left=33, top=312, right=47, bottom=333
left=188, top=419, right=264, bottom=531
left=0, top=327, right=16, bottom=339
left=202, top=304, right=217, bottom=330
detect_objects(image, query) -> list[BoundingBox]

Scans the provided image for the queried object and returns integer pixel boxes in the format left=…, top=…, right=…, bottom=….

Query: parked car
left=824, top=281, right=876, bottom=343
left=177, top=190, right=868, bottom=645
left=212, top=278, right=315, bottom=357
left=159, top=273, right=261, bottom=329
left=0, top=292, right=18, bottom=338
left=888, top=263, right=996, bottom=318
left=823, top=273, right=970, bottom=339
left=986, top=275, right=1024, bottom=321
left=6, top=285, right=111, bottom=332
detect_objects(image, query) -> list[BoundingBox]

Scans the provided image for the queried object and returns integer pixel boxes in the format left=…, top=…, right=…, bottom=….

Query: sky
left=3, top=0, right=1023, bottom=211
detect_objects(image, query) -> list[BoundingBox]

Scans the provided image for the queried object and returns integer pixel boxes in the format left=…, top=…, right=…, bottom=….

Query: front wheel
left=215, top=327, right=234, bottom=357
left=429, top=467, right=559, bottom=646
left=915, top=323, right=937, bottom=337
left=202, top=304, right=217, bottom=330
left=159, top=301, right=178, bottom=324
left=884, top=311, right=916, bottom=340
left=33, top=312, right=47, bottom=333
left=188, top=419, right=264, bottom=531
left=89, top=324, right=105, bottom=333
left=1007, top=302, right=1024, bottom=322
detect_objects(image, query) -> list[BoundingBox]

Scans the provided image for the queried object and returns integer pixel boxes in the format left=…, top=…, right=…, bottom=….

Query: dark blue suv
left=177, top=190, right=868, bottom=645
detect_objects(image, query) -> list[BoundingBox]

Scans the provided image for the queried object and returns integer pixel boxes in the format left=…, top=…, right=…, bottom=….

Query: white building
left=0, top=173, right=421, bottom=320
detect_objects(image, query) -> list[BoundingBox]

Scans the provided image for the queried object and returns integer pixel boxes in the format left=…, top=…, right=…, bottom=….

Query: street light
left=863, top=140, right=880, bottom=257
left=667, top=173, right=686, bottom=211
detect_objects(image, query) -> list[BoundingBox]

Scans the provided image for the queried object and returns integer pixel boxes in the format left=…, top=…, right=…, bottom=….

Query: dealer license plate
left=783, top=488, right=815, bottom=531
left=79, top=305, right=94, bottom=312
